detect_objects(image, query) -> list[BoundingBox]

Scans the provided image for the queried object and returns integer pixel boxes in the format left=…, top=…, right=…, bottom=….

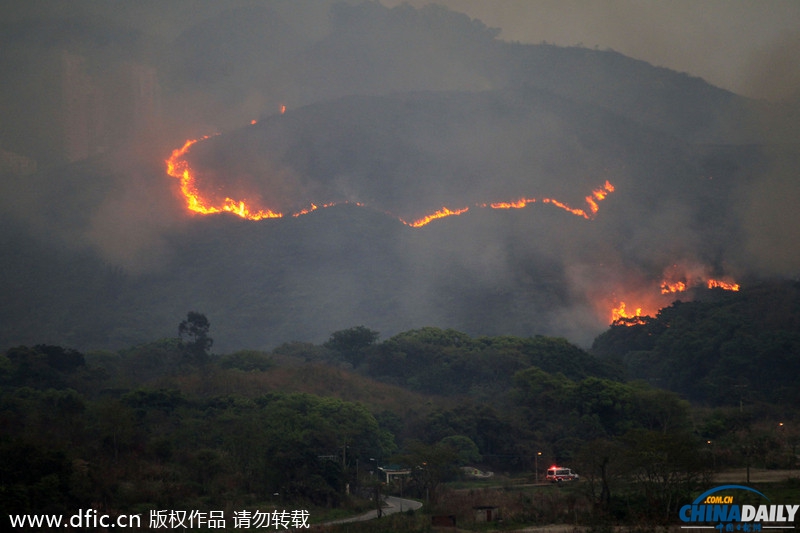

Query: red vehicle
left=545, top=466, right=579, bottom=482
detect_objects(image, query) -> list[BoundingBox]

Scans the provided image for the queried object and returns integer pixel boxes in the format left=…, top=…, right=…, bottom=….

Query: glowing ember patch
left=482, top=198, right=535, bottom=209
left=291, top=203, right=341, bottom=217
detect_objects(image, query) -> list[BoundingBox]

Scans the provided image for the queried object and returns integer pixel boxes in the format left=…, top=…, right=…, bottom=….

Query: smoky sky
left=1, top=0, right=798, bottom=350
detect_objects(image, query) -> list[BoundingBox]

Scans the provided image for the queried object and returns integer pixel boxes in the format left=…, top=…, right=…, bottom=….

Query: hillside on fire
left=1, top=1, right=799, bottom=354
left=2, top=1, right=799, bottom=530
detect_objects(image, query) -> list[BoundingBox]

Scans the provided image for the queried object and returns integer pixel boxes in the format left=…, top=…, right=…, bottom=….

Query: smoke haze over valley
left=1, top=0, right=799, bottom=352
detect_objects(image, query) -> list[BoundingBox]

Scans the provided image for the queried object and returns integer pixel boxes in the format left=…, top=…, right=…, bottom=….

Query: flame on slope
left=610, top=270, right=741, bottom=327
left=166, top=134, right=617, bottom=226
left=401, top=206, right=470, bottom=227
left=661, top=280, right=687, bottom=294
left=707, top=279, right=740, bottom=291
left=483, top=181, right=615, bottom=220
left=168, top=133, right=740, bottom=331
left=611, top=302, right=648, bottom=325
left=166, top=136, right=282, bottom=220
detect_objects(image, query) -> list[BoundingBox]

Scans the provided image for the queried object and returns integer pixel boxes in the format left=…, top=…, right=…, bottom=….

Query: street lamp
left=535, top=451, right=542, bottom=483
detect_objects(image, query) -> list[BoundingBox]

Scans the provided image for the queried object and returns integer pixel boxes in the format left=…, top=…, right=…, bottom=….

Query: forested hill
left=326, top=326, right=624, bottom=399
left=591, top=280, right=800, bottom=406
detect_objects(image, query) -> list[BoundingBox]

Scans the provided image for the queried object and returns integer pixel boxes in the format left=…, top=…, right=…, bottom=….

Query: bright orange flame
left=165, top=135, right=282, bottom=220
left=607, top=271, right=741, bottom=326
left=166, top=132, right=616, bottom=226
left=402, top=206, right=470, bottom=227
left=611, top=301, right=642, bottom=321
left=483, top=180, right=614, bottom=219
left=585, top=180, right=615, bottom=217
left=707, top=279, right=740, bottom=291
left=611, top=302, right=648, bottom=326
left=539, top=181, right=615, bottom=219
left=541, top=197, right=587, bottom=218
left=660, top=280, right=687, bottom=294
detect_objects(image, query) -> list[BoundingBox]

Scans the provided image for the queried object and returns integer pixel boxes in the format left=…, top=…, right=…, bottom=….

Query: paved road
left=324, top=496, right=422, bottom=525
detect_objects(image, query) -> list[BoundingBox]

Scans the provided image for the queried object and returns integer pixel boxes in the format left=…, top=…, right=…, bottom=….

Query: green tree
left=396, top=440, right=458, bottom=505
left=178, top=312, right=213, bottom=364
left=324, top=326, right=379, bottom=367
left=622, top=429, right=704, bottom=523
left=575, top=438, right=627, bottom=520
left=439, top=435, right=481, bottom=465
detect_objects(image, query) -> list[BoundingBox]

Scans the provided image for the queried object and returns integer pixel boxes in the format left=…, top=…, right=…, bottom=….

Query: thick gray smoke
left=0, top=0, right=797, bottom=350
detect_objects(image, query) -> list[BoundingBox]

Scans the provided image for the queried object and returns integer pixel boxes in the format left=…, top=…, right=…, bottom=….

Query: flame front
left=166, top=133, right=742, bottom=332
left=661, top=280, right=687, bottom=294
left=708, top=279, right=740, bottom=291
left=166, top=132, right=616, bottom=226
left=480, top=180, right=615, bottom=219
left=166, top=135, right=283, bottom=220
left=611, top=302, right=647, bottom=325
left=608, top=270, right=741, bottom=326
left=402, top=206, right=470, bottom=227
left=537, top=180, right=615, bottom=219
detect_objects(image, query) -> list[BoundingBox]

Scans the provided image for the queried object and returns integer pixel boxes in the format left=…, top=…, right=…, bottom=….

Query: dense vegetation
left=593, top=281, right=800, bottom=407
left=3, top=284, right=798, bottom=529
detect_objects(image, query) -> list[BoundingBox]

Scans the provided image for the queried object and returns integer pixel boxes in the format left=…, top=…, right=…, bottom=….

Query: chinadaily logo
left=680, top=485, right=799, bottom=530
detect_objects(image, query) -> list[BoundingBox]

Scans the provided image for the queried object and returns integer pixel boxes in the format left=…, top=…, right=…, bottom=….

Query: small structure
left=461, top=466, right=494, bottom=478
left=473, top=505, right=499, bottom=522
left=378, top=465, right=411, bottom=484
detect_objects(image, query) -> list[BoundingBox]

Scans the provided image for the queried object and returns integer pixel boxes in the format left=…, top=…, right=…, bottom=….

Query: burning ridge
left=166, top=134, right=616, bottom=228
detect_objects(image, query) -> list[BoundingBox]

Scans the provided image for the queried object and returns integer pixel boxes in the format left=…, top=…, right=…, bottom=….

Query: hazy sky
left=386, top=0, right=800, bottom=101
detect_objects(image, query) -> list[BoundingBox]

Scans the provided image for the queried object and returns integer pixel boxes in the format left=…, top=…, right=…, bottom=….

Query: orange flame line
left=707, top=279, right=740, bottom=291
left=166, top=136, right=616, bottom=226
left=166, top=135, right=283, bottom=220
left=481, top=198, right=536, bottom=209
left=401, top=206, right=470, bottom=227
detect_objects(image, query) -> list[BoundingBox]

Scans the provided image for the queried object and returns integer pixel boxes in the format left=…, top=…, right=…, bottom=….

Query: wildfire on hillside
left=166, top=136, right=281, bottom=220
left=610, top=269, right=741, bottom=326
left=165, top=129, right=737, bottom=330
left=611, top=302, right=647, bottom=324
left=708, top=279, right=740, bottom=291
left=165, top=132, right=616, bottom=227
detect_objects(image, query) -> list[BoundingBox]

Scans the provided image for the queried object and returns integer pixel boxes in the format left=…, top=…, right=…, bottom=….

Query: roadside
left=322, top=495, right=422, bottom=525
left=713, top=468, right=800, bottom=483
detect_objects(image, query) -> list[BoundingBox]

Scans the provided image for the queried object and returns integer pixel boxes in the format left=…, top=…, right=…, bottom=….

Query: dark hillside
left=497, top=43, right=758, bottom=144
